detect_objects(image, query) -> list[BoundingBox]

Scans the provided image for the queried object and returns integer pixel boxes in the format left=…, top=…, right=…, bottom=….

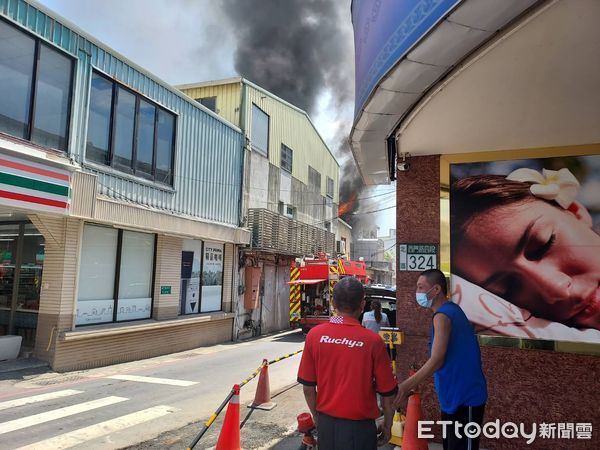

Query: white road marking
left=15, top=405, right=177, bottom=450
left=0, top=390, right=84, bottom=411
left=0, top=396, right=128, bottom=435
left=107, top=374, right=198, bottom=386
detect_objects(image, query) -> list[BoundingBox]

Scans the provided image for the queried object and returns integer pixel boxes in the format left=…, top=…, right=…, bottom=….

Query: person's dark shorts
left=441, top=403, right=486, bottom=450
left=317, top=412, right=377, bottom=450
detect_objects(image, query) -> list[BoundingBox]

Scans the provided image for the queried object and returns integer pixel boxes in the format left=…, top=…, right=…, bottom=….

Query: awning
left=287, top=279, right=327, bottom=285
left=350, top=0, right=541, bottom=184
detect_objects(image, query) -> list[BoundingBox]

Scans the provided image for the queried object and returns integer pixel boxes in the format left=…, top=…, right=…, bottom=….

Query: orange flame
left=338, top=192, right=357, bottom=217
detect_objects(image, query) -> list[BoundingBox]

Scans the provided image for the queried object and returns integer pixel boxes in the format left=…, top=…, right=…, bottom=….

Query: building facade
left=352, top=238, right=393, bottom=286
left=379, top=228, right=396, bottom=286
left=0, top=0, right=249, bottom=371
left=335, top=218, right=352, bottom=259
left=178, top=78, right=340, bottom=337
left=350, top=1, right=600, bottom=449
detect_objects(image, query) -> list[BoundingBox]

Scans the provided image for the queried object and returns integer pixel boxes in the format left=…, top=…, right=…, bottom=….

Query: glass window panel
left=17, top=267, right=42, bottom=311
left=76, top=225, right=117, bottom=325
left=197, top=96, right=216, bottom=113
left=251, top=104, right=269, bottom=156
left=18, top=225, right=44, bottom=312
left=31, top=44, right=73, bottom=151
left=308, top=166, right=321, bottom=191
left=326, top=177, right=334, bottom=198
left=135, top=99, right=155, bottom=177
left=180, top=239, right=203, bottom=315
left=0, top=21, right=35, bottom=139
left=117, top=231, right=154, bottom=321
left=86, top=73, right=113, bottom=165
left=112, top=87, right=136, bottom=170
left=201, top=242, right=223, bottom=312
left=281, top=144, right=293, bottom=173
left=0, top=224, right=19, bottom=310
left=155, top=109, right=174, bottom=185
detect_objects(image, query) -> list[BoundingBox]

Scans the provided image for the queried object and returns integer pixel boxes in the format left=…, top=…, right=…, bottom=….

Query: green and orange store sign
left=0, top=153, right=71, bottom=215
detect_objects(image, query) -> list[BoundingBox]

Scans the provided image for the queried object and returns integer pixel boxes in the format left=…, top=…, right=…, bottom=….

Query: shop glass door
left=0, top=222, right=43, bottom=348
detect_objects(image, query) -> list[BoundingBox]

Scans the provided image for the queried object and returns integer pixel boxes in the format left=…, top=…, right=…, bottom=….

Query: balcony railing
left=247, top=208, right=335, bottom=256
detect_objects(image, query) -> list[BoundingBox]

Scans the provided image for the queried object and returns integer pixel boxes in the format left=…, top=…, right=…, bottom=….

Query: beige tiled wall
left=153, top=235, right=183, bottom=320
left=53, top=317, right=233, bottom=372
left=31, top=215, right=82, bottom=362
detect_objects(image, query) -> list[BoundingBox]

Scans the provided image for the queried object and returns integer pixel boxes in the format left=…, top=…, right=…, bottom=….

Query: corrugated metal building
left=0, top=0, right=249, bottom=370
left=178, top=78, right=340, bottom=336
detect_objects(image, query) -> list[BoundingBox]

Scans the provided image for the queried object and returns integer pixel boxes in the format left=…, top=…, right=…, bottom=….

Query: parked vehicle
left=289, top=253, right=368, bottom=334
left=360, top=285, right=397, bottom=328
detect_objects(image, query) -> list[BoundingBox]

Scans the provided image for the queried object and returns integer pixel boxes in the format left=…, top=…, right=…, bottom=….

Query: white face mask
left=415, top=286, right=435, bottom=308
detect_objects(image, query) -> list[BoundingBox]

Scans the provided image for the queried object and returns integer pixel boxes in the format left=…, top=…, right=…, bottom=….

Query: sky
left=36, top=0, right=396, bottom=236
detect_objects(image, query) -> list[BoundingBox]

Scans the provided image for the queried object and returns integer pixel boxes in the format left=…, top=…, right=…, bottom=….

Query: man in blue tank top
left=395, top=269, right=487, bottom=450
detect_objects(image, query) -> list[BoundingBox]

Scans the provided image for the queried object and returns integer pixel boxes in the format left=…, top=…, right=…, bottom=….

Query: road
left=0, top=329, right=305, bottom=450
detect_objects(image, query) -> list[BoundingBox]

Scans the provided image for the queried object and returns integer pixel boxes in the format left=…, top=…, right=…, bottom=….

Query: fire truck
left=289, top=252, right=368, bottom=333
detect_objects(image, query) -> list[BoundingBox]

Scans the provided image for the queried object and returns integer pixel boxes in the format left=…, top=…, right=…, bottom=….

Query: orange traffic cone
left=402, top=391, right=428, bottom=450
left=215, top=384, right=241, bottom=450
left=248, top=359, right=276, bottom=410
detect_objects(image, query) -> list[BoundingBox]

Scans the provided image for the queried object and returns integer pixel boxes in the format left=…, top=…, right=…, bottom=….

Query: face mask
left=415, top=286, right=435, bottom=308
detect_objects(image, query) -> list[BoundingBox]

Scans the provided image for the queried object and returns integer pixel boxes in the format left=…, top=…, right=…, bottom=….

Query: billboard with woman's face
left=450, top=154, right=600, bottom=344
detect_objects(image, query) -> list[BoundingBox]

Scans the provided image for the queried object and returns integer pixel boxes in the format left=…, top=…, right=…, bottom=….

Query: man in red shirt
left=297, top=277, right=397, bottom=449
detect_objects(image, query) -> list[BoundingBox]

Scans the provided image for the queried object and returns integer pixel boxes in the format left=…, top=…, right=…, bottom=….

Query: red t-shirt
left=297, top=316, right=398, bottom=420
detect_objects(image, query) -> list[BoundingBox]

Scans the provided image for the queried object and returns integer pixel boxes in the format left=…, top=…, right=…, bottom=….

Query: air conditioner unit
left=336, top=240, right=346, bottom=254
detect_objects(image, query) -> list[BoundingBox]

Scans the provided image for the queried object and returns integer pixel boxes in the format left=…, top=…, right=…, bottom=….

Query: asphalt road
left=0, top=329, right=305, bottom=450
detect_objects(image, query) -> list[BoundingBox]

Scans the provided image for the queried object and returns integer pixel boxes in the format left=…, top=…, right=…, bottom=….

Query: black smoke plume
left=220, top=0, right=353, bottom=115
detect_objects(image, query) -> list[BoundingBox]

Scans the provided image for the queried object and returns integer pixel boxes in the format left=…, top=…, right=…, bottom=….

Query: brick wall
left=395, top=155, right=600, bottom=449
left=53, top=318, right=233, bottom=372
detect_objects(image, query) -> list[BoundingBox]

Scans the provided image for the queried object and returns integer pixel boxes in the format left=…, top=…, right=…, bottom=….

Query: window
left=86, top=71, right=176, bottom=185
left=251, top=104, right=269, bottom=156
left=308, top=166, right=321, bottom=191
left=76, top=224, right=155, bottom=325
left=281, top=144, right=293, bottom=173
left=136, top=99, right=156, bottom=176
left=86, top=74, right=113, bottom=164
left=179, top=240, right=224, bottom=315
left=113, top=88, right=136, bottom=170
left=117, top=231, right=155, bottom=321
left=326, top=177, right=334, bottom=198
left=286, top=205, right=295, bottom=219
left=202, top=242, right=224, bottom=312
left=196, top=96, right=216, bottom=113
left=156, top=109, right=175, bottom=185
left=0, top=20, right=73, bottom=151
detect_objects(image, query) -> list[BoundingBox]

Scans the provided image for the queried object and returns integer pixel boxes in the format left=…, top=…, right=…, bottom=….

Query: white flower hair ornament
left=506, top=168, right=592, bottom=225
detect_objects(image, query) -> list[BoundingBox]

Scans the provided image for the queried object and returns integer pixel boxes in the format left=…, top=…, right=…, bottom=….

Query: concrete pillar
left=31, top=216, right=82, bottom=364
left=395, top=155, right=441, bottom=420
left=152, top=235, right=182, bottom=320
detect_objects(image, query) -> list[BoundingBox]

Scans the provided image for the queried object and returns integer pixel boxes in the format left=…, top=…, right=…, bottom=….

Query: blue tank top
left=429, top=302, right=487, bottom=414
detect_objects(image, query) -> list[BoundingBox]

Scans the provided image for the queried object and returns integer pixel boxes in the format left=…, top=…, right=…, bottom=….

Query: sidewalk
left=0, top=355, right=49, bottom=378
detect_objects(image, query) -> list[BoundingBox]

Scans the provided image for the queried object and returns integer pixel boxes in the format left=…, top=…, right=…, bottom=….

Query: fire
left=338, top=192, right=357, bottom=216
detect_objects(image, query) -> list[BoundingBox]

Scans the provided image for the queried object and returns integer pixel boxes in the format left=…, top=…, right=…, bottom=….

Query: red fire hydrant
left=297, top=412, right=317, bottom=449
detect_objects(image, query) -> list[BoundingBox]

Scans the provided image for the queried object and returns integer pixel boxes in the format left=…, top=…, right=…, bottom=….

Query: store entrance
left=0, top=221, right=44, bottom=350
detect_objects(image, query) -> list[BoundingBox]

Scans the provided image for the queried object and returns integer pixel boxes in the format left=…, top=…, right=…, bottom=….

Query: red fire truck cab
left=289, top=253, right=368, bottom=334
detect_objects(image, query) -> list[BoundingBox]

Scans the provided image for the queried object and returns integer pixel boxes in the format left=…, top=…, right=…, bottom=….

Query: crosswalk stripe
left=107, top=374, right=198, bottom=386
left=0, top=396, right=128, bottom=435
left=0, top=390, right=84, bottom=411
left=15, top=405, right=177, bottom=450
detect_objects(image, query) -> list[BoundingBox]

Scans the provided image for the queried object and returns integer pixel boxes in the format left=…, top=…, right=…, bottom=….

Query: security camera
left=396, top=152, right=411, bottom=172
left=397, top=161, right=410, bottom=171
